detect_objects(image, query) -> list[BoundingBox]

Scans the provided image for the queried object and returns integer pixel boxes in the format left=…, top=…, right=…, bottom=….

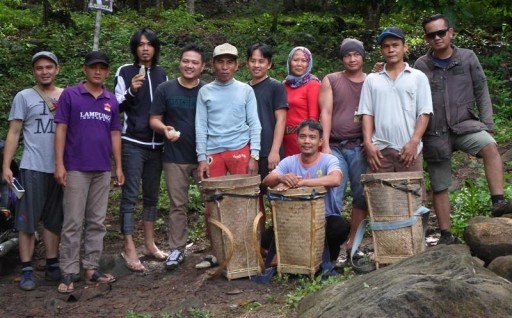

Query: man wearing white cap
left=195, top=43, right=261, bottom=180
left=2, top=51, right=64, bottom=290
left=195, top=43, right=261, bottom=268
left=319, top=38, right=368, bottom=260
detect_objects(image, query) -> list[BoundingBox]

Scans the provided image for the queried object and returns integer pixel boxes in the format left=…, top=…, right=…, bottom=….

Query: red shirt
left=283, top=80, right=320, bottom=156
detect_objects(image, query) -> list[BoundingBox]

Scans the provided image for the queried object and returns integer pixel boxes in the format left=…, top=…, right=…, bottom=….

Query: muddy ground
left=0, top=144, right=509, bottom=318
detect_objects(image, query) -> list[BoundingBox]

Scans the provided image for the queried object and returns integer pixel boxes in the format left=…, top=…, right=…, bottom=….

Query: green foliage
left=188, top=308, right=213, bottom=318
left=125, top=310, right=152, bottom=318
left=449, top=178, right=491, bottom=238
left=285, top=270, right=353, bottom=309
left=187, top=181, right=204, bottom=213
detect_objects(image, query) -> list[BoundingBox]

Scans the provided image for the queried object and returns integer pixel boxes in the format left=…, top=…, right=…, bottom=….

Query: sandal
left=57, top=274, right=75, bottom=294
left=85, top=270, right=116, bottom=284
left=121, top=252, right=146, bottom=272
left=195, top=255, right=219, bottom=269
left=142, top=248, right=168, bottom=261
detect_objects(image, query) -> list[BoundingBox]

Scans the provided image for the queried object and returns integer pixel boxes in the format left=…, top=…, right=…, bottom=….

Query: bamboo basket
left=201, top=174, right=263, bottom=280
left=268, top=186, right=326, bottom=278
left=361, top=171, right=425, bottom=268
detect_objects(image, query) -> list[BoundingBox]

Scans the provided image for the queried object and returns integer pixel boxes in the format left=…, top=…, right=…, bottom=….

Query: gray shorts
left=15, top=169, right=64, bottom=234
left=428, top=131, right=495, bottom=192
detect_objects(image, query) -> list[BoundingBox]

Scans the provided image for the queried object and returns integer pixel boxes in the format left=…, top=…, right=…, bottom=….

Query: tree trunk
left=187, top=0, right=194, bottom=14
left=42, top=0, right=50, bottom=25
left=364, top=2, right=382, bottom=30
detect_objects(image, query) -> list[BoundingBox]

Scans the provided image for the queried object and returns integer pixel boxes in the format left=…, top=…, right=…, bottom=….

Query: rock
left=501, top=148, right=512, bottom=163
left=297, top=245, right=512, bottom=318
left=464, top=216, right=512, bottom=265
left=488, top=255, right=512, bottom=282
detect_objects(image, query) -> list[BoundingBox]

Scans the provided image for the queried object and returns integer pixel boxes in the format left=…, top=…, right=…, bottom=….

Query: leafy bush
left=449, top=178, right=491, bottom=238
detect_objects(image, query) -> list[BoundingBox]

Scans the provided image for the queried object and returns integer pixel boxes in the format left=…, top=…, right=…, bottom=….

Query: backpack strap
left=32, top=86, right=56, bottom=113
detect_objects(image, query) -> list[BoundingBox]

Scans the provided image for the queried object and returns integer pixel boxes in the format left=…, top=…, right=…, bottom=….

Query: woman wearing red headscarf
left=283, top=46, right=321, bottom=156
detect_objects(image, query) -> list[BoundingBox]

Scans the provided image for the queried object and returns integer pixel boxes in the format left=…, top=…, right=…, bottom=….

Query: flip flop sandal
left=142, top=249, right=169, bottom=261
left=121, top=253, right=146, bottom=272
left=86, top=271, right=116, bottom=284
left=195, top=255, right=219, bottom=269
left=57, top=274, right=75, bottom=294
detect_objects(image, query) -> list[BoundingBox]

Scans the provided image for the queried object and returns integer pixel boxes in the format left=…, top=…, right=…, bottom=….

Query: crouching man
left=262, top=119, right=349, bottom=265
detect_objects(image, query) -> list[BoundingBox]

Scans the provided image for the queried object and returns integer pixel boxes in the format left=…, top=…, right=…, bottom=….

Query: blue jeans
left=120, top=142, right=162, bottom=235
left=330, top=145, right=367, bottom=211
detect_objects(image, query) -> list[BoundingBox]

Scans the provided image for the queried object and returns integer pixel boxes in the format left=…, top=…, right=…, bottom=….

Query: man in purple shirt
left=54, top=51, right=124, bottom=294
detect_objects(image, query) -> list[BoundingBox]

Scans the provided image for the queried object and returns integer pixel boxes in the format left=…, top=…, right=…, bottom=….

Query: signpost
left=88, top=0, right=114, bottom=51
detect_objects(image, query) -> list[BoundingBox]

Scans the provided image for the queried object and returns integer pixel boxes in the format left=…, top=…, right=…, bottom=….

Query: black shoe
left=164, top=249, right=184, bottom=271
left=45, top=265, right=62, bottom=282
left=492, top=200, right=512, bottom=217
left=437, top=232, right=457, bottom=245
left=346, top=249, right=364, bottom=261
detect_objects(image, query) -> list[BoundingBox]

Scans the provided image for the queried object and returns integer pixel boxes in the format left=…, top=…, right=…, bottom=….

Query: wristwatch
left=251, top=154, right=259, bottom=161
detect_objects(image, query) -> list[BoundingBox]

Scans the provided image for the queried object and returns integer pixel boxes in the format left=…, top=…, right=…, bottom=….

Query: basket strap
left=252, top=211, right=265, bottom=271
left=382, top=179, right=422, bottom=196
left=206, top=192, right=259, bottom=202
left=351, top=206, right=430, bottom=270
left=369, top=206, right=430, bottom=231
left=206, top=218, right=234, bottom=278
left=266, top=192, right=325, bottom=201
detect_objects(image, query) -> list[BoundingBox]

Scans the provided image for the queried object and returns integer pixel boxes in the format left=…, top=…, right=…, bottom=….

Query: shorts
left=371, top=148, right=423, bottom=173
left=208, top=145, right=250, bottom=177
left=15, top=169, right=64, bottom=234
left=427, top=131, right=495, bottom=192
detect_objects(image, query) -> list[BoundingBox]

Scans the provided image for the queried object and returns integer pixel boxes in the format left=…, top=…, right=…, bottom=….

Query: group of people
left=3, top=12, right=511, bottom=293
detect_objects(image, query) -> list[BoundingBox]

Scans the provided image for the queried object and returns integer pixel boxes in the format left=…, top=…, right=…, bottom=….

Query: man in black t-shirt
left=150, top=44, right=206, bottom=271
left=246, top=43, right=288, bottom=220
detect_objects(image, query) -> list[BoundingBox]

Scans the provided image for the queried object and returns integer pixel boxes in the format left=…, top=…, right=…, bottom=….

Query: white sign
left=88, top=0, right=113, bottom=13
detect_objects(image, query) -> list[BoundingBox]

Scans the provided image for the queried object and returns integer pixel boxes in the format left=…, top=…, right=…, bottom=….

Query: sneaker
left=492, top=200, right=512, bottom=217
left=19, top=267, right=36, bottom=291
left=437, top=232, right=457, bottom=245
left=164, top=249, right=184, bottom=271
left=45, top=264, right=62, bottom=282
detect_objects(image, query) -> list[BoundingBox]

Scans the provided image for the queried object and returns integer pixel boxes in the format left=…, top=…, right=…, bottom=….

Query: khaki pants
left=59, top=171, right=111, bottom=275
left=163, top=163, right=198, bottom=251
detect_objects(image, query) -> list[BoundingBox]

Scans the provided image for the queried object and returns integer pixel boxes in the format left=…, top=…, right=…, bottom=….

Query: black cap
left=377, top=27, right=405, bottom=44
left=84, top=51, right=109, bottom=66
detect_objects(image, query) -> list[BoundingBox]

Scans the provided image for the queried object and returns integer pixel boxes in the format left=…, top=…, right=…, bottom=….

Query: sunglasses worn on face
left=426, top=29, right=450, bottom=40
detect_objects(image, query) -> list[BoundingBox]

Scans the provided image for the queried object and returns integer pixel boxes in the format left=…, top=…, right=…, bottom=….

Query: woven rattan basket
left=268, top=186, right=326, bottom=278
left=201, top=174, right=263, bottom=280
left=361, top=171, right=425, bottom=268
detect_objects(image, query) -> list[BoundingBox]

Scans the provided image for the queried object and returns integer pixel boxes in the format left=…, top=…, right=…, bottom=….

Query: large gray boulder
left=464, top=216, right=512, bottom=265
left=488, top=255, right=512, bottom=282
left=297, top=245, right=512, bottom=318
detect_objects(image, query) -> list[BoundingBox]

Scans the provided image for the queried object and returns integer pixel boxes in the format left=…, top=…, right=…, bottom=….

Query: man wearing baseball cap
left=194, top=43, right=261, bottom=268
left=54, top=51, right=124, bottom=293
left=357, top=27, right=433, bottom=173
left=2, top=51, right=64, bottom=290
left=195, top=43, right=261, bottom=180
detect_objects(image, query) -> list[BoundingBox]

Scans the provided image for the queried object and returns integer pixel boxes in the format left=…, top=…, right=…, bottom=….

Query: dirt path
left=0, top=210, right=300, bottom=318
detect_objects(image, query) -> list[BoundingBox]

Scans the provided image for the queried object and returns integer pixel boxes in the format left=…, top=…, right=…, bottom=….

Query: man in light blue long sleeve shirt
left=196, top=43, right=261, bottom=180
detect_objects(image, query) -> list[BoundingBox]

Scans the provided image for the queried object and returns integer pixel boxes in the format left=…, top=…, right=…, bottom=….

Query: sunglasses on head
left=426, top=28, right=450, bottom=40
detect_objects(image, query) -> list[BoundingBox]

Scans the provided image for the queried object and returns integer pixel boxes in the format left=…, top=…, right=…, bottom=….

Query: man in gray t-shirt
left=2, top=52, right=64, bottom=291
